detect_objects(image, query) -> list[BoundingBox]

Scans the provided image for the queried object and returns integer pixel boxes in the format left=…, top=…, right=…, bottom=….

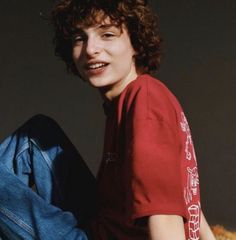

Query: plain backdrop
left=0, top=0, right=236, bottom=230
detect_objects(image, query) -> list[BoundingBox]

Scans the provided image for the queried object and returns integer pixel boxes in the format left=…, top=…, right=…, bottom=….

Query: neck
left=100, top=72, right=139, bottom=102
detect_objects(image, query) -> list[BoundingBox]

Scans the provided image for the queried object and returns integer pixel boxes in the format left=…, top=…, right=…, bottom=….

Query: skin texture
left=72, top=18, right=138, bottom=101
left=200, top=211, right=216, bottom=240
left=148, top=211, right=216, bottom=240
left=148, top=215, right=186, bottom=240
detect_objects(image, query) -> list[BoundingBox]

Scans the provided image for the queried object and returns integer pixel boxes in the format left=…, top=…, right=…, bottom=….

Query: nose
left=85, top=36, right=101, bottom=56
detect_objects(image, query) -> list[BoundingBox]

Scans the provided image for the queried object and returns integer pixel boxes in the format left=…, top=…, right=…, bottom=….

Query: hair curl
left=51, top=0, right=162, bottom=76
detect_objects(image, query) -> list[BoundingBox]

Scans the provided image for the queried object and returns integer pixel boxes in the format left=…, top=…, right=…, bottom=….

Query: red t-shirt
left=91, top=74, right=201, bottom=240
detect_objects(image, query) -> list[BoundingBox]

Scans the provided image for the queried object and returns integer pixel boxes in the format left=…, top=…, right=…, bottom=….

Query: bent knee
left=27, top=114, right=65, bottom=146
left=28, top=114, right=58, bottom=126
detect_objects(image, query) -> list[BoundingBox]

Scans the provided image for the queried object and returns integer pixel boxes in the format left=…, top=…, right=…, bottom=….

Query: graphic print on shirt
left=180, top=112, right=200, bottom=240
left=188, top=203, right=200, bottom=240
left=184, top=167, right=199, bottom=205
left=180, top=112, right=196, bottom=162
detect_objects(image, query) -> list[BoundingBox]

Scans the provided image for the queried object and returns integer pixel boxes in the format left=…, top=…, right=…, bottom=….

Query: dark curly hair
left=51, top=0, right=162, bottom=76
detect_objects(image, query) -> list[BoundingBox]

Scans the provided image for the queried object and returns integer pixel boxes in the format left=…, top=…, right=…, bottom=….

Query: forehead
left=75, top=10, right=122, bottom=29
left=74, top=17, right=127, bottom=37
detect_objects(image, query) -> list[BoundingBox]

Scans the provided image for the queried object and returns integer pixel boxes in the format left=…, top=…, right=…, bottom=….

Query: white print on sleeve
left=180, top=112, right=196, bottom=162
left=188, top=204, right=200, bottom=240
left=184, top=167, right=199, bottom=204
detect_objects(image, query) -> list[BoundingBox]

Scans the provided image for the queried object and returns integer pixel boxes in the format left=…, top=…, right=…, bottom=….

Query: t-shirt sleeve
left=124, top=116, right=187, bottom=221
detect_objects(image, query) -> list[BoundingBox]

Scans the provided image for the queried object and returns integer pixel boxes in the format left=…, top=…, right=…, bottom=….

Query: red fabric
left=91, top=74, right=201, bottom=240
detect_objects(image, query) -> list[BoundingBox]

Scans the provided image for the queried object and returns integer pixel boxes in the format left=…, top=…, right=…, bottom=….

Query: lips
left=87, top=62, right=108, bottom=70
left=84, top=61, right=109, bottom=75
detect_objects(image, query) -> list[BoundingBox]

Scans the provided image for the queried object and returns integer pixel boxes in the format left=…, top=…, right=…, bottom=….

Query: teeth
left=88, top=63, right=106, bottom=69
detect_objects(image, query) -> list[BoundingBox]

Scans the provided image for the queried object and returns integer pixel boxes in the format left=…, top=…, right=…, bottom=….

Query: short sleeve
left=124, top=117, right=188, bottom=221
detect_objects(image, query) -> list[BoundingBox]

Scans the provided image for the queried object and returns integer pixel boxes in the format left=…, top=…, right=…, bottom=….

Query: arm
left=148, top=215, right=186, bottom=240
left=200, top=211, right=216, bottom=240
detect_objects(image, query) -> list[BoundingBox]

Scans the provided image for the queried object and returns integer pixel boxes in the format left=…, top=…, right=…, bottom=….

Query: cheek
left=72, top=47, right=83, bottom=64
left=117, top=36, right=135, bottom=59
left=111, top=43, right=134, bottom=64
left=72, top=48, right=85, bottom=76
left=117, top=45, right=136, bottom=70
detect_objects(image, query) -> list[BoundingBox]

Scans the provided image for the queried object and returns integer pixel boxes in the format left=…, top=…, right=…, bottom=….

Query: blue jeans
left=0, top=115, right=96, bottom=239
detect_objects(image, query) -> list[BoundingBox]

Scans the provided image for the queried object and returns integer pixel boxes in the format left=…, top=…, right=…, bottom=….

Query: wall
left=0, top=0, right=235, bottom=230
left=151, top=0, right=236, bottom=229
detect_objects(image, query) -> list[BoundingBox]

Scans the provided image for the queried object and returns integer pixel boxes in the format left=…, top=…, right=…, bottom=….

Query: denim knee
left=25, top=114, right=67, bottom=150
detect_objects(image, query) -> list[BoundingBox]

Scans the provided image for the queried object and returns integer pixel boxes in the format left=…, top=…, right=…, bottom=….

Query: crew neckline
left=102, top=74, right=149, bottom=116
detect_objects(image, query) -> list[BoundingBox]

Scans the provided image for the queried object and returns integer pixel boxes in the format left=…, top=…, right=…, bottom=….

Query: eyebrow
left=74, top=23, right=120, bottom=35
left=96, top=23, right=119, bottom=30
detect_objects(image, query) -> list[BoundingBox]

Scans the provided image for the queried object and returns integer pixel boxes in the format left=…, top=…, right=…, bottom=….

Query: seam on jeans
left=0, top=206, right=36, bottom=238
left=15, top=142, right=30, bottom=160
left=29, top=139, right=62, bottom=199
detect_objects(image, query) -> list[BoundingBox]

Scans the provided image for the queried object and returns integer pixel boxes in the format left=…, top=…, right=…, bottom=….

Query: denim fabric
left=0, top=115, right=96, bottom=240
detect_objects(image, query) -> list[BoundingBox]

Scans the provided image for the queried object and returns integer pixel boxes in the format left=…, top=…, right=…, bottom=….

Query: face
left=72, top=17, right=138, bottom=100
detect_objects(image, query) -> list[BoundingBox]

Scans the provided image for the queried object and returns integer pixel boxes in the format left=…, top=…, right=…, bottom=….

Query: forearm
left=148, top=215, right=186, bottom=240
left=200, top=211, right=216, bottom=240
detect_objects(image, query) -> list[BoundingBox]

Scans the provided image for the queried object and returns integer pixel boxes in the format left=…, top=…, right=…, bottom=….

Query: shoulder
left=119, top=74, right=182, bottom=125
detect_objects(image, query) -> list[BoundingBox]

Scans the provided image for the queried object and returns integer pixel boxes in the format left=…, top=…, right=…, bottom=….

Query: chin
left=88, top=78, right=114, bottom=89
left=88, top=80, right=107, bottom=89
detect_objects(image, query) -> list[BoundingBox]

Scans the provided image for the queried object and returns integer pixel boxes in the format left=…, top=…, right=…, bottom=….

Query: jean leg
left=27, top=115, right=97, bottom=225
left=0, top=115, right=96, bottom=239
left=0, top=217, right=22, bottom=240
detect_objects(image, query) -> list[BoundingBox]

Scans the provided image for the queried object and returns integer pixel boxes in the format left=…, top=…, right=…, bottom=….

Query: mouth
left=86, top=62, right=109, bottom=70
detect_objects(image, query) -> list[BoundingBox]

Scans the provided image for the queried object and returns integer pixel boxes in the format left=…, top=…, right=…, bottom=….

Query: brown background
left=0, top=0, right=235, bottom=230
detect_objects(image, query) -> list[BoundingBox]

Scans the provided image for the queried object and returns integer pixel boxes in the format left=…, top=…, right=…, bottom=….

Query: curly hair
left=51, top=0, right=162, bottom=76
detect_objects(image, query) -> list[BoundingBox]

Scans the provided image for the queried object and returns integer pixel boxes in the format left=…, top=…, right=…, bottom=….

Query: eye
left=102, top=32, right=116, bottom=39
left=72, top=35, right=85, bottom=45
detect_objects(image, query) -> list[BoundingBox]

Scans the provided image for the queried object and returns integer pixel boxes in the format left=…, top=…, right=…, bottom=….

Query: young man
left=0, top=0, right=215, bottom=239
